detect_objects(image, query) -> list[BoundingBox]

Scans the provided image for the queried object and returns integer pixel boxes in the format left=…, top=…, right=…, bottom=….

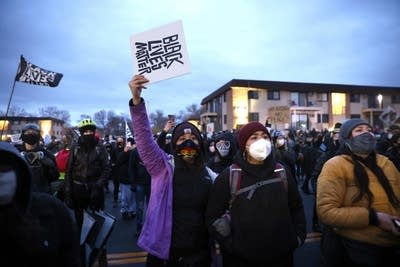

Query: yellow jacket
left=317, top=154, right=400, bottom=247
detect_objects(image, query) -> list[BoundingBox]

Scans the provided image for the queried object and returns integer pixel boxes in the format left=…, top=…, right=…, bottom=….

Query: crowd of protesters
left=1, top=78, right=399, bottom=266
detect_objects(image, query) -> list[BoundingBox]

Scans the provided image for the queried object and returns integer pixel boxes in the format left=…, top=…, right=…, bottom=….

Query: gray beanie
left=339, top=119, right=372, bottom=142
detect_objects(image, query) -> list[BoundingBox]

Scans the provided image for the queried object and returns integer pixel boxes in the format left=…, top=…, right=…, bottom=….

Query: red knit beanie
left=238, top=122, right=270, bottom=152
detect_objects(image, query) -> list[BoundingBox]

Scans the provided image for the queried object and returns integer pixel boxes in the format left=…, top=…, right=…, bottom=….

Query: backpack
left=228, top=162, right=287, bottom=209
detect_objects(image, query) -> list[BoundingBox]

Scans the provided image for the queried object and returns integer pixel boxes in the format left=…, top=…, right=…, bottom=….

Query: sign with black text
left=130, top=20, right=191, bottom=84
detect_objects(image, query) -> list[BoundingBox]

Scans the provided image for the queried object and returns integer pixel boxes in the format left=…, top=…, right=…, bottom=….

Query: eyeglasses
left=216, top=140, right=230, bottom=150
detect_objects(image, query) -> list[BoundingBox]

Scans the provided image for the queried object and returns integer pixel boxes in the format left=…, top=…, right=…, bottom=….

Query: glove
left=212, top=214, right=231, bottom=237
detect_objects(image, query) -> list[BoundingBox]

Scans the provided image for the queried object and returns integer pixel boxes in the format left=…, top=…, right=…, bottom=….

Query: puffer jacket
left=317, top=154, right=400, bottom=246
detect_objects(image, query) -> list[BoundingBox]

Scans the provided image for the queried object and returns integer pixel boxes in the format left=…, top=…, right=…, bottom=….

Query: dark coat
left=206, top=152, right=306, bottom=264
left=0, top=141, right=80, bottom=267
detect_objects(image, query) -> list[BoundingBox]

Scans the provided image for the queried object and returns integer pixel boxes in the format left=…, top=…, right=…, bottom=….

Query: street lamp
left=377, top=94, right=383, bottom=109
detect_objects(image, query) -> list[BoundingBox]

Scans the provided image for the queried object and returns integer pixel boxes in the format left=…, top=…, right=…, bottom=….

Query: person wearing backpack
left=206, top=121, right=306, bottom=267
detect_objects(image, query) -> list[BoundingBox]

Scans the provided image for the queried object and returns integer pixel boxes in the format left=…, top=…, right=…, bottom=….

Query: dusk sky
left=1, top=0, right=399, bottom=125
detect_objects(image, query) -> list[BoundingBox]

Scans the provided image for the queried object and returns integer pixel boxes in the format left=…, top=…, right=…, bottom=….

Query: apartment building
left=0, top=116, right=65, bottom=142
left=200, top=79, right=400, bottom=134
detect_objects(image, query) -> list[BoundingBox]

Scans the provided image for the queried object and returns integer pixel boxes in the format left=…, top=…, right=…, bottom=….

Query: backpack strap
left=228, top=162, right=288, bottom=207
left=228, top=163, right=242, bottom=209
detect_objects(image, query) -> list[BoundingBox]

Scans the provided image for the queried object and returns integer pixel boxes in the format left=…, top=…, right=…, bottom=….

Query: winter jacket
left=129, top=148, right=151, bottom=186
left=0, top=141, right=80, bottom=267
left=16, top=144, right=60, bottom=193
left=116, top=149, right=131, bottom=184
left=317, top=154, right=400, bottom=247
left=65, top=144, right=110, bottom=186
left=206, top=152, right=306, bottom=264
left=130, top=99, right=214, bottom=260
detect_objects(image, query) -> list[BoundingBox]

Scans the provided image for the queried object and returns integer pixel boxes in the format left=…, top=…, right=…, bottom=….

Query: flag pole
left=125, top=119, right=128, bottom=144
left=0, top=62, right=20, bottom=140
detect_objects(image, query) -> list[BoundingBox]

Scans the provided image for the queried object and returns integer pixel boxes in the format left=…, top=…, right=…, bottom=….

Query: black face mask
left=22, top=134, right=39, bottom=145
left=79, top=134, right=97, bottom=149
left=346, top=132, right=376, bottom=155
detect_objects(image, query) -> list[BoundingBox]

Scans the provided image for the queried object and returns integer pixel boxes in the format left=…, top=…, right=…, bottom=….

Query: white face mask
left=209, top=146, right=215, bottom=153
left=248, top=139, right=272, bottom=161
left=276, top=138, right=285, bottom=147
left=0, top=170, right=17, bottom=205
left=388, top=133, right=393, bottom=139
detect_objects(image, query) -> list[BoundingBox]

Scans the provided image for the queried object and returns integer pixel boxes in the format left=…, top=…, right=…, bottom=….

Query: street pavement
left=103, top=181, right=321, bottom=267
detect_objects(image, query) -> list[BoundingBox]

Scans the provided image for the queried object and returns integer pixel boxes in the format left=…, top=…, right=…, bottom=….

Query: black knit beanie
left=171, top=122, right=202, bottom=149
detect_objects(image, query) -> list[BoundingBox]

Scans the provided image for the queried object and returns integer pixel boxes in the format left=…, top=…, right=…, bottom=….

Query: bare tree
left=3, top=105, right=32, bottom=116
left=177, top=103, right=201, bottom=121
left=106, top=115, right=125, bottom=137
left=38, top=106, right=71, bottom=125
left=149, top=110, right=167, bottom=134
left=93, top=110, right=107, bottom=129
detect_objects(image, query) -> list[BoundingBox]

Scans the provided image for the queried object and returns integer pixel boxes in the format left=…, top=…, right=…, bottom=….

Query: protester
left=16, top=123, right=60, bottom=193
left=129, top=143, right=151, bottom=237
left=273, top=133, right=296, bottom=179
left=128, top=74, right=216, bottom=266
left=376, top=123, right=400, bottom=154
left=111, top=136, right=125, bottom=207
left=206, top=121, right=306, bottom=267
left=0, top=141, right=81, bottom=267
left=317, top=118, right=400, bottom=266
left=384, top=132, right=400, bottom=171
left=156, top=118, right=175, bottom=154
left=54, top=134, right=73, bottom=200
left=117, top=137, right=136, bottom=220
left=309, top=123, right=342, bottom=232
left=206, top=131, right=237, bottom=174
left=64, top=118, right=111, bottom=266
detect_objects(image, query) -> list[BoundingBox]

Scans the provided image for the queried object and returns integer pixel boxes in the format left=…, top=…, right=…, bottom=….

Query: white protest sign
left=130, top=20, right=191, bottom=84
left=379, top=105, right=398, bottom=126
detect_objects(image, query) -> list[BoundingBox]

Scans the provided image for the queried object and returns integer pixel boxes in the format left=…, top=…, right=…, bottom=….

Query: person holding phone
left=156, top=116, right=176, bottom=154
left=316, top=119, right=400, bottom=267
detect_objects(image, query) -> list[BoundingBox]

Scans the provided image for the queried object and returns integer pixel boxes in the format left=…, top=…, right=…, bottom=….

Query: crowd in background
left=1, top=114, right=399, bottom=266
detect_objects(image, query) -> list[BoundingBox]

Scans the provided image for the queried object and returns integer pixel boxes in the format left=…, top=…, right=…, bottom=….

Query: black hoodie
left=0, top=142, right=80, bottom=267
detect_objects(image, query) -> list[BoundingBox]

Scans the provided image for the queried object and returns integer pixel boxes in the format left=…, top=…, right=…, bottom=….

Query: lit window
left=331, top=93, right=346, bottom=115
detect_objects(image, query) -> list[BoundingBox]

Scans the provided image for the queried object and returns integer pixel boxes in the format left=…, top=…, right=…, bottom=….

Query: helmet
left=78, top=118, right=96, bottom=133
left=21, top=123, right=40, bottom=135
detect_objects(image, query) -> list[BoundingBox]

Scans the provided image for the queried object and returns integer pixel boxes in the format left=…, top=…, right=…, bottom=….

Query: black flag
left=15, top=55, right=63, bottom=87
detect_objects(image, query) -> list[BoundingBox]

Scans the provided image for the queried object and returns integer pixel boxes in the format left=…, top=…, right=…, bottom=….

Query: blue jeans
left=135, top=184, right=150, bottom=227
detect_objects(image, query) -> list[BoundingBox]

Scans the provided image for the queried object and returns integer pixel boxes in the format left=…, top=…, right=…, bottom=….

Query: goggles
left=216, top=140, right=230, bottom=150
